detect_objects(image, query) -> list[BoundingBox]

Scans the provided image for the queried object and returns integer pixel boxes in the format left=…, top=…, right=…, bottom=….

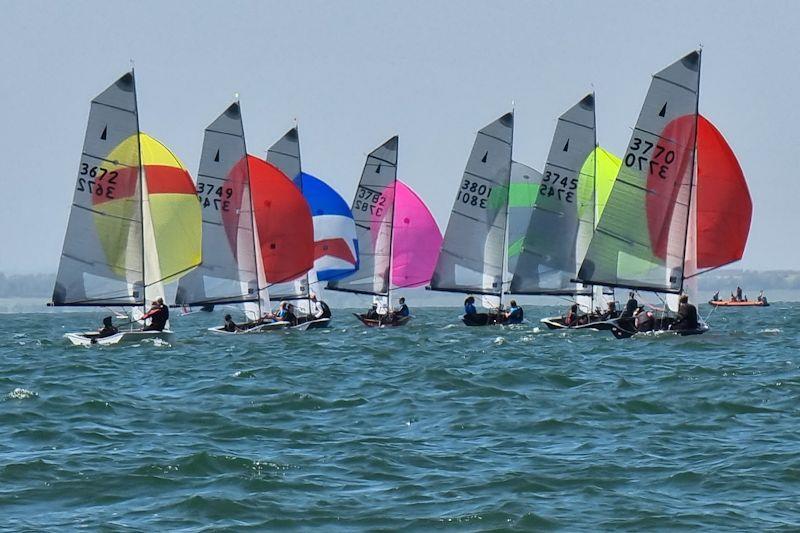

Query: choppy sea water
left=1, top=304, right=799, bottom=530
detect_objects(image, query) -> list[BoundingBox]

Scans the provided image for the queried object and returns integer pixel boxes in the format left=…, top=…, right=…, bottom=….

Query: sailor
left=365, top=302, right=380, bottom=320
left=464, top=296, right=478, bottom=316
left=223, top=314, right=239, bottom=332
left=635, top=307, right=654, bottom=332
left=736, top=286, right=743, bottom=302
left=309, top=293, right=332, bottom=319
left=504, top=300, right=523, bottom=324
left=622, top=291, right=638, bottom=318
left=674, top=294, right=699, bottom=330
left=712, top=291, right=720, bottom=302
left=601, top=301, right=617, bottom=320
left=394, top=297, right=410, bottom=318
left=565, top=303, right=582, bottom=326
left=142, top=298, right=169, bottom=331
left=97, top=316, right=118, bottom=338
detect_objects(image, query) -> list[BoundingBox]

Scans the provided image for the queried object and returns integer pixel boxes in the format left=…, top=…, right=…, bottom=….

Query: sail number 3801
left=459, top=179, right=493, bottom=208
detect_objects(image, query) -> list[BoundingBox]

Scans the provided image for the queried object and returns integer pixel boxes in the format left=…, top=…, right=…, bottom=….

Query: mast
left=386, top=137, right=399, bottom=310
left=294, top=122, right=313, bottom=314
left=590, top=90, right=598, bottom=312
left=132, top=68, right=146, bottom=311
left=238, top=100, right=262, bottom=318
left=499, top=109, right=514, bottom=310
left=678, top=49, right=702, bottom=296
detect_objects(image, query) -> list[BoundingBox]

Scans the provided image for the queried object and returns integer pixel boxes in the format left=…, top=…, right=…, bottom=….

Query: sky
left=0, top=0, right=797, bottom=274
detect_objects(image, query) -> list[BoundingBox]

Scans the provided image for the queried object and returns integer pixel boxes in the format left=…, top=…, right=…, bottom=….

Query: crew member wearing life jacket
left=674, top=294, right=699, bottom=331
left=504, top=300, right=523, bottom=324
left=309, top=293, right=332, bottom=319
left=395, top=297, right=410, bottom=317
left=622, top=292, right=638, bottom=318
left=142, top=298, right=169, bottom=331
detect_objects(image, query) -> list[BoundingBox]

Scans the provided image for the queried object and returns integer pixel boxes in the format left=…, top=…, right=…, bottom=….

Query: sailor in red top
left=141, top=298, right=169, bottom=331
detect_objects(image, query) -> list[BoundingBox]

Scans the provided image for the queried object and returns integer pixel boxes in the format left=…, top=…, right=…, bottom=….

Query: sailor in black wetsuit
left=674, top=294, right=699, bottom=331
left=621, top=291, right=638, bottom=318
left=142, top=298, right=169, bottom=331
left=97, top=316, right=118, bottom=338
left=223, top=314, right=239, bottom=332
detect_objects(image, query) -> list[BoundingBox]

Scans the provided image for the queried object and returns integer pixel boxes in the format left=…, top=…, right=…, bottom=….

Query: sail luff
left=131, top=69, right=146, bottom=308
left=678, top=50, right=702, bottom=294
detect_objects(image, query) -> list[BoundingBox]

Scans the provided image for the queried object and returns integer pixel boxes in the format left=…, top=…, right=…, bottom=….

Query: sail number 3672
left=76, top=164, right=118, bottom=199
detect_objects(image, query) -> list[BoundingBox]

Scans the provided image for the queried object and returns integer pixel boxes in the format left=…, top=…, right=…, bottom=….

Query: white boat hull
left=65, top=330, right=175, bottom=346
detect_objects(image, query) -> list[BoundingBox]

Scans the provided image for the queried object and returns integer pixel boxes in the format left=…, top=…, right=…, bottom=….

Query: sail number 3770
left=624, top=136, right=676, bottom=179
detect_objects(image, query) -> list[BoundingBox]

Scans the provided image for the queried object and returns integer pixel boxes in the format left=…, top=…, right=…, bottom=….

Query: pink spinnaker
left=391, top=181, right=443, bottom=288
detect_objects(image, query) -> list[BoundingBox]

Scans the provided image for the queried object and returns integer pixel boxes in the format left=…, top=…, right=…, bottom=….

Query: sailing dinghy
left=175, top=102, right=290, bottom=333
left=428, top=113, right=519, bottom=326
left=265, top=128, right=357, bottom=329
left=327, top=137, right=442, bottom=327
left=574, top=50, right=752, bottom=338
left=51, top=71, right=202, bottom=345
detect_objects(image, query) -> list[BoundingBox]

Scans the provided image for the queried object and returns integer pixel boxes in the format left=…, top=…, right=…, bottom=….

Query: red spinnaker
left=249, top=156, right=314, bottom=283
left=695, top=115, right=751, bottom=268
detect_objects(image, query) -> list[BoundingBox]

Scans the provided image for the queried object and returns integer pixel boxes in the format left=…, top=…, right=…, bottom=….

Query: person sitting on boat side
left=142, top=298, right=169, bottom=332
left=622, top=292, right=638, bottom=318
left=712, top=291, right=720, bottom=302
left=464, top=296, right=478, bottom=316
left=673, top=294, right=699, bottom=331
left=394, top=297, right=410, bottom=318
left=223, top=314, right=240, bottom=332
left=757, top=290, right=768, bottom=305
left=365, top=302, right=380, bottom=320
left=97, top=316, right=118, bottom=338
left=634, top=307, right=654, bottom=332
left=504, top=300, right=523, bottom=324
left=565, top=304, right=583, bottom=326
left=600, top=301, right=617, bottom=320
left=309, top=293, right=331, bottom=320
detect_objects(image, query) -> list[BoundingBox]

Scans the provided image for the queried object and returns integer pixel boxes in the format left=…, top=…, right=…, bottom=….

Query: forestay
left=429, top=113, right=513, bottom=298
left=327, top=136, right=398, bottom=296
left=176, top=102, right=259, bottom=307
left=576, top=51, right=702, bottom=293
left=510, top=94, right=596, bottom=295
left=52, top=72, right=144, bottom=306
